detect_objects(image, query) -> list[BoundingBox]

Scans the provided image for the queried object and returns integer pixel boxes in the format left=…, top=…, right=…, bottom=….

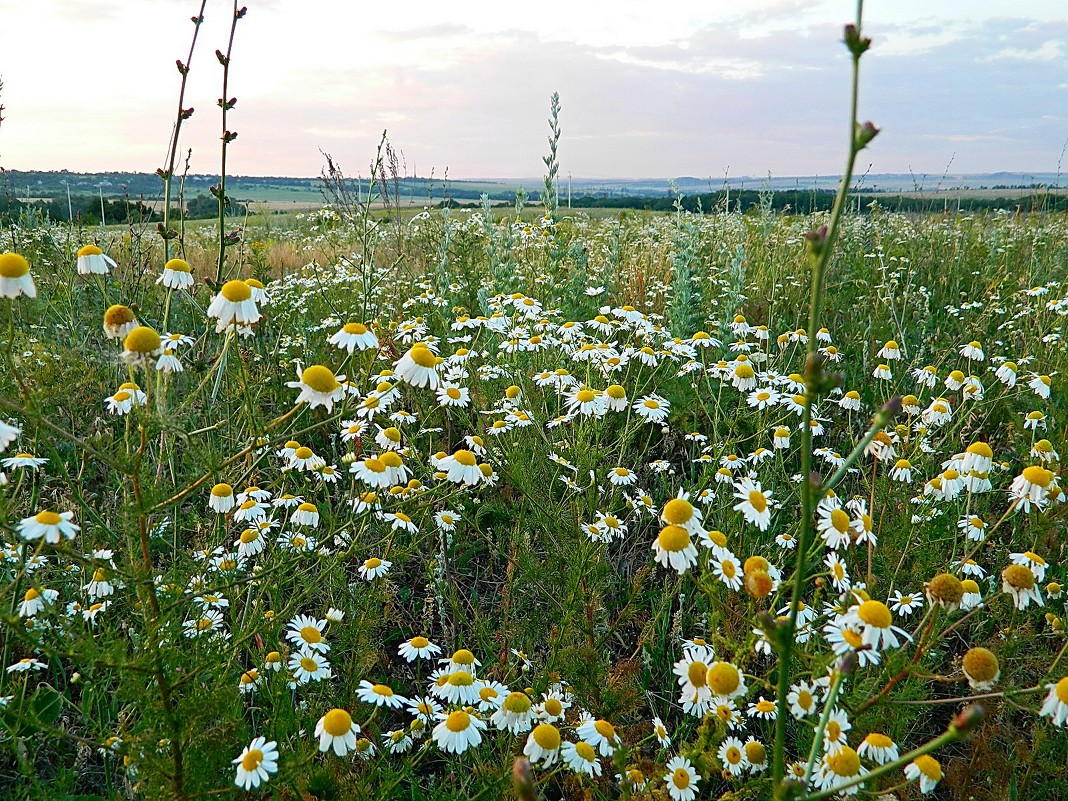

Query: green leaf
left=29, top=683, right=63, bottom=726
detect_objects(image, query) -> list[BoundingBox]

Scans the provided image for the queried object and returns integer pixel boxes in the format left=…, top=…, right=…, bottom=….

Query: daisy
left=74, top=243, right=116, bottom=275
left=0, top=252, right=36, bottom=299
left=962, top=647, right=1000, bottom=690
left=493, top=692, right=538, bottom=739
left=207, top=280, right=261, bottom=332
left=905, top=755, right=943, bottom=794
left=1002, top=564, right=1044, bottom=610
left=437, top=384, right=471, bottom=407
left=733, top=477, right=773, bottom=530
left=1039, top=677, right=1068, bottom=726
left=712, top=552, right=744, bottom=591
left=18, top=510, right=79, bottom=544
left=664, top=755, right=701, bottom=801
left=395, top=343, right=441, bottom=389
left=288, top=651, right=332, bottom=684
left=706, top=661, right=747, bottom=701
left=290, top=502, right=320, bottom=527
left=576, top=716, right=620, bottom=757
left=960, top=340, right=985, bottom=361
left=436, top=449, right=484, bottom=485
left=522, top=723, right=561, bottom=766
left=561, top=740, right=602, bottom=776
left=718, top=736, right=748, bottom=776
left=858, top=732, right=898, bottom=765
left=328, top=321, right=378, bottom=352
left=889, top=590, right=922, bottom=616
left=287, top=365, right=346, bottom=412
left=399, top=636, right=442, bottom=662
left=315, top=708, right=360, bottom=756
left=819, top=506, right=854, bottom=550
left=18, top=587, right=58, bottom=617
left=652, top=525, right=699, bottom=574
left=358, top=557, right=391, bottom=580
left=432, top=709, right=486, bottom=754
left=2, top=452, right=47, bottom=470
left=788, top=681, right=819, bottom=718
left=356, top=680, right=408, bottom=708
left=286, top=614, right=329, bottom=653
left=0, top=421, right=21, bottom=452
left=633, top=394, right=670, bottom=424
left=994, top=361, right=1018, bottom=387
left=158, top=257, right=194, bottom=289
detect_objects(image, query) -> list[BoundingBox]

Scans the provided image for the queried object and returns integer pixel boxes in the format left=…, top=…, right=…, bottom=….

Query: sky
left=1, top=0, right=1066, bottom=180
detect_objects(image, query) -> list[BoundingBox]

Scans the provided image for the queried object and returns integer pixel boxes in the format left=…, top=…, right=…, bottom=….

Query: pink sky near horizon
left=1, top=0, right=1066, bottom=180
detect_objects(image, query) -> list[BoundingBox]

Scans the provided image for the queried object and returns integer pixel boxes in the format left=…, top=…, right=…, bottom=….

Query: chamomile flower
left=357, top=680, right=408, bottom=708
left=157, top=257, right=194, bottom=289
left=652, top=525, right=699, bottom=575
left=287, top=365, right=346, bottom=412
left=1002, top=564, right=1044, bottom=610
left=328, top=322, right=378, bottom=352
left=962, top=647, right=1000, bottom=690
left=18, top=587, right=58, bottom=617
left=858, top=732, right=898, bottom=765
left=285, top=614, right=329, bottom=653
left=562, top=740, right=602, bottom=776
left=18, top=510, right=79, bottom=544
left=905, top=755, right=943, bottom=794
left=523, top=726, right=563, bottom=768
left=1038, top=677, right=1068, bottom=726
left=76, top=244, right=116, bottom=275
left=787, top=681, right=819, bottom=718
left=633, top=394, right=670, bottom=424
left=576, top=715, right=621, bottom=756
left=358, top=556, right=391, bottom=580
left=399, top=635, right=441, bottom=661
left=718, top=736, right=748, bottom=776
left=315, top=708, right=360, bottom=756
left=395, top=343, right=441, bottom=389
left=0, top=252, right=36, bottom=299
left=207, top=280, right=261, bottom=332
left=664, top=755, right=700, bottom=801
left=733, top=477, right=772, bottom=530
left=432, top=709, right=486, bottom=754
left=288, top=651, right=332, bottom=684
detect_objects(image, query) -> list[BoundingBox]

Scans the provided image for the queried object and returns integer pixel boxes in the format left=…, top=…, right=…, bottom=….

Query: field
left=0, top=196, right=1066, bottom=801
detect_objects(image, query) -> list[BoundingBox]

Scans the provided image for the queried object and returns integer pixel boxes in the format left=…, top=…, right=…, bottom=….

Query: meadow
left=2, top=6, right=1068, bottom=801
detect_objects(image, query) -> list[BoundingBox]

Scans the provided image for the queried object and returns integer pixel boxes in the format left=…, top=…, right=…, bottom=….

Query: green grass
left=0, top=205, right=1065, bottom=801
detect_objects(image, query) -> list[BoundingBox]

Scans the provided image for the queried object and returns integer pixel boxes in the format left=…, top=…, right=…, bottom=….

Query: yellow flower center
left=453, top=449, right=477, bottom=467
left=343, top=322, right=368, bottom=334
left=857, top=600, right=891, bottom=629
left=220, top=280, right=252, bottom=302
left=593, top=720, right=615, bottom=739
left=826, top=746, right=860, bottom=777
left=410, top=636, right=429, bottom=649
left=914, top=754, right=942, bottom=781
left=104, top=305, right=135, bottom=327
left=830, top=508, right=850, bottom=533
left=302, top=365, right=339, bottom=393
left=532, top=723, right=560, bottom=750
left=300, top=656, right=319, bottom=672
left=706, top=662, right=740, bottom=696
left=1055, top=677, right=1068, bottom=703
left=35, top=511, right=62, bottom=526
left=569, top=741, right=594, bottom=762
left=1022, top=465, right=1054, bottom=487
left=576, top=389, right=597, bottom=403
left=1002, top=564, right=1035, bottom=590
left=373, top=684, right=394, bottom=697
left=364, top=557, right=383, bottom=570
left=322, top=708, right=353, bottom=737
left=448, top=671, right=474, bottom=687
left=503, top=692, right=532, bottom=714
left=928, top=573, right=964, bottom=604
left=445, top=710, right=471, bottom=732
left=657, top=525, right=690, bottom=553
left=962, top=647, right=999, bottom=682
left=164, top=258, right=190, bottom=272
left=410, top=345, right=437, bottom=368
left=748, top=490, right=768, bottom=513
left=745, top=740, right=766, bottom=764
left=92, top=568, right=106, bottom=581
left=24, top=588, right=40, bottom=601
left=240, top=749, right=263, bottom=771
left=239, top=529, right=259, bottom=544
left=662, top=498, right=694, bottom=525
left=543, top=698, right=563, bottom=716
left=300, top=626, right=322, bottom=644
left=672, top=768, right=691, bottom=788
left=0, top=253, right=30, bottom=278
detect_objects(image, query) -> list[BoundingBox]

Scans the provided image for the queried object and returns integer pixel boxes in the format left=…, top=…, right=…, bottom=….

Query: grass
left=0, top=203, right=1065, bottom=801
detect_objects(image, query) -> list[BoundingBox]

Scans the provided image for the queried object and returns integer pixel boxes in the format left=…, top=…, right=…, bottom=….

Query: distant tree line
left=0, top=190, right=247, bottom=225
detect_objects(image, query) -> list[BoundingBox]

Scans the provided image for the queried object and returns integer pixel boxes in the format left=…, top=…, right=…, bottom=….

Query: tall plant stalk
left=158, top=4, right=207, bottom=260
left=770, top=2, right=881, bottom=796
left=214, top=3, right=246, bottom=285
